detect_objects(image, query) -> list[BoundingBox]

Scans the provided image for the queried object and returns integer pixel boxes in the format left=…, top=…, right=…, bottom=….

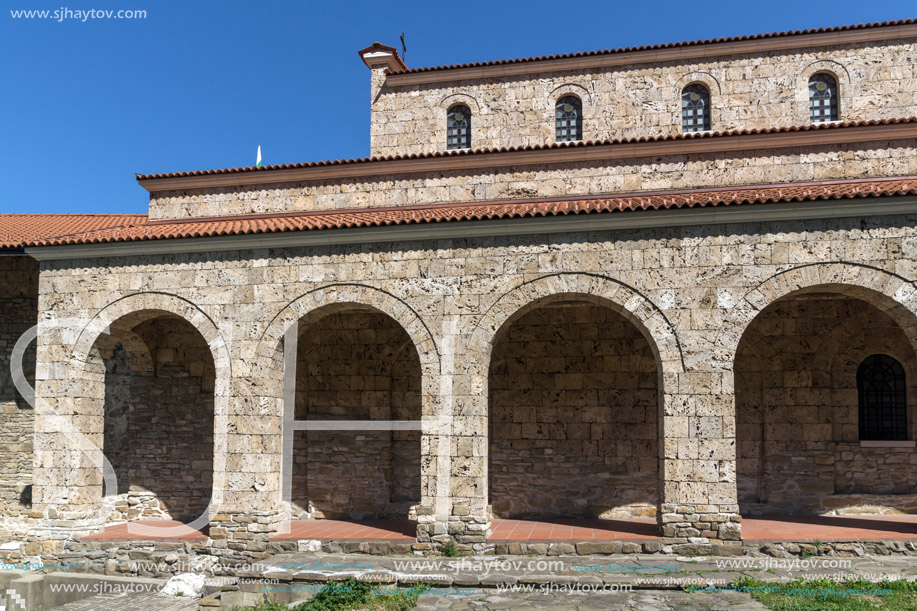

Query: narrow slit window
left=858, top=354, right=907, bottom=441
left=555, top=96, right=582, bottom=142
left=681, top=84, right=710, bottom=133
left=809, top=73, right=839, bottom=123
left=446, top=105, right=471, bottom=150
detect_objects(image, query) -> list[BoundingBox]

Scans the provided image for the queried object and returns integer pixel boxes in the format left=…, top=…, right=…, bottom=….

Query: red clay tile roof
left=389, top=19, right=917, bottom=75
left=1, top=214, right=146, bottom=251
left=135, top=118, right=917, bottom=181
left=22, top=177, right=917, bottom=248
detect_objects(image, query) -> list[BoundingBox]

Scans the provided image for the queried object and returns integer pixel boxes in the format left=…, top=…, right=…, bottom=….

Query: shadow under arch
left=465, top=272, right=685, bottom=526
left=255, top=283, right=443, bottom=521
left=729, top=267, right=917, bottom=514
left=257, top=283, right=440, bottom=370
left=467, top=273, right=684, bottom=372
left=68, top=292, right=231, bottom=537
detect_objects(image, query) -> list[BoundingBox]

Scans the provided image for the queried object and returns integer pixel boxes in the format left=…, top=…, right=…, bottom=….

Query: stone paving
left=413, top=589, right=768, bottom=610
left=40, top=552, right=917, bottom=609
left=253, top=552, right=917, bottom=587
left=50, top=591, right=197, bottom=610
left=46, top=587, right=768, bottom=610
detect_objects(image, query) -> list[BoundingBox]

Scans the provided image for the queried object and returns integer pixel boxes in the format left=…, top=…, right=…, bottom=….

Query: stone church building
left=1, top=19, right=917, bottom=562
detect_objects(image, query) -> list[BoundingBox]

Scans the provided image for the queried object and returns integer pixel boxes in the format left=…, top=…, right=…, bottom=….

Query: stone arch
left=440, top=93, right=481, bottom=114
left=67, top=292, right=230, bottom=532
left=674, top=71, right=723, bottom=97
left=468, top=273, right=683, bottom=373
left=549, top=83, right=593, bottom=106
left=795, top=60, right=852, bottom=124
left=719, top=262, right=917, bottom=365
left=258, top=283, right=440, bottom=374
left=73, top=292, right=231, bottom=375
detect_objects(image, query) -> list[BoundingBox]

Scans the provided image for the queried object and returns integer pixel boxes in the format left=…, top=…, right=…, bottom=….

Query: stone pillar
left=415, top=318, right=489, bottom=551
left=32, top=313, right=107, bottom=529
left=436, top=324, right=490, bottom=552
left=659, top=370, right=742, bottom=546
left=0, top=256, right=39, bottom=528
left=209, top=338, right=285, bottom=557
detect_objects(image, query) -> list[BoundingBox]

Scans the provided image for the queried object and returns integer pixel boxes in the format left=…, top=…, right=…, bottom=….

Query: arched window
left=446, top=105, right=471, bottom=150
left=555, top=96, right=582, bottom=142
left=681, top=84, right=710, bottom=133
left=857, top=354, right=907, bottom=441
left=809, top=73, right=839, bottom=123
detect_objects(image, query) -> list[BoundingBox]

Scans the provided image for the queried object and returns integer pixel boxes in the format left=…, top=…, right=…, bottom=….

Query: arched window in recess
left=809, top=73, right=839, bottom=123
left=857, top=354, right=907, bottom=441
left=681, top=84, right=711, bottom=133
left=446, top=105, right=471, bottom=150
left=555, top=96, right=582, bottom=142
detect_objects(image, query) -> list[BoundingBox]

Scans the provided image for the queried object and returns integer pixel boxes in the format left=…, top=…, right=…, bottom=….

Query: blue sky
left=2, top=0, right=914, bottom=214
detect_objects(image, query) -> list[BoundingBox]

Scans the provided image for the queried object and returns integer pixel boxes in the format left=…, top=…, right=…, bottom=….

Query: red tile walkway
left=270, top=519, right=417, bottom=542
left=742, top=515, right=917, bottom=543
left=489, top=518, right=659, bottom=542
left=79, top=515, right=917, bottom=546
left=82, top=520, right=208, bottom=541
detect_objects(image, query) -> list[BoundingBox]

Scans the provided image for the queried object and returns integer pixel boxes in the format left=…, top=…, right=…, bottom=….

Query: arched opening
left=0, top=257, right=39, bottom=519
left=291, top=305, right=422, bottom=520
left=681, top=83, right=711, bottom=133
left=488, top=297, right=659, bottom=520
left=809, top=72, right=839, bottom=123
left=94, top=312, right=215, bottom=524
left=736, top=290, right=917, bottom=516
left=446, top=104, right=471, bottom=150
left=555, top=95, right=583, bottom=142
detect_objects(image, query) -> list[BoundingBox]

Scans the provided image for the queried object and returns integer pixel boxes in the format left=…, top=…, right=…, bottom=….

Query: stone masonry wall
left=0, top=256, right=38, bottom=524
left=736, top=295, right=917, bottom=515
left=292, top=311, right=421, bottom=519
left=370, top=40, right=917, bottom=156
left=102, top=315, right=215, bottom=523
left=489, top=302, right=658, bottom=519
left=148, top=141, right=917, bottom=220
left=29, top=209, right=917, bottom=549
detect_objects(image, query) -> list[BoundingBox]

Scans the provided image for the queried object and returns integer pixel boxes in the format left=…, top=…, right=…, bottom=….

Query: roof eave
left=385, top=21, right=917, bottom=85
left=136, top=120, right=917, bottom=193
left=24, top=194, right=917, bottom=261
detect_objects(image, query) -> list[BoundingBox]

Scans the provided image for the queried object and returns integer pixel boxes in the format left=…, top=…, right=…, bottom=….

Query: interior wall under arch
left=101, top=314, right=215, bottom=522
left=736, top=294, right=917, bottom=515
left=488, top=301, right=659, bottom=519
left=291, top=309, right=422, bottom=519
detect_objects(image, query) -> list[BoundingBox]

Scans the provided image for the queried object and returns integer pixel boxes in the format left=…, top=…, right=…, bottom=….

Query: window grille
left=857, top=354, right=907, bottom=441
left=681, top=84, right=711, bottom=133
left=555, top=96, right=582, bottom=142
left=446, top=105, right=471, bottom=150
left=809, top=73, right=839, bottom=123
